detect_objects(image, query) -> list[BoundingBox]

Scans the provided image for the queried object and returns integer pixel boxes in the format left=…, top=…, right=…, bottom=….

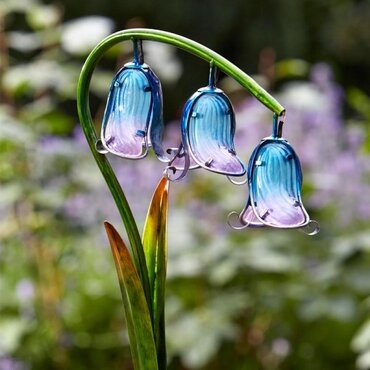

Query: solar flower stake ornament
left=76, top=28, right=319, bottom=370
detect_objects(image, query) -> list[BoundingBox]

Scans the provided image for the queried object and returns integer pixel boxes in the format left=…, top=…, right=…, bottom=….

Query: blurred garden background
left=1, top=0, right=370, bottom=369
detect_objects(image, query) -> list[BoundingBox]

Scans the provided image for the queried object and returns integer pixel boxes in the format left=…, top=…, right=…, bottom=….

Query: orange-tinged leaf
left=104, top=222, right=158, bottom=370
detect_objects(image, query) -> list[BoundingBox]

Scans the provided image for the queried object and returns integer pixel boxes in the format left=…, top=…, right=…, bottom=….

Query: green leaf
left=142, top=177, right=169, bottom=369
left=104, top=222, right=158, bottom=370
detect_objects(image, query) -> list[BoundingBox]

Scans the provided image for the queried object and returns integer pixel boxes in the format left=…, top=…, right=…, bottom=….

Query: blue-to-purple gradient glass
left=228, top=115, right=319, bottom=234
left=99, top=40, right=318, bottom=234
left=100, top=40, right=168, bottom=161
left=179, top=65, right=245, bottom=177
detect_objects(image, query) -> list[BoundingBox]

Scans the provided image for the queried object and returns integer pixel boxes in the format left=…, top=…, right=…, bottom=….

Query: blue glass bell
left=174, top=65, right=245, bottom=177
left=100, top=40, right=168, bottom=161
left=228, top=114, right=319, bottom=234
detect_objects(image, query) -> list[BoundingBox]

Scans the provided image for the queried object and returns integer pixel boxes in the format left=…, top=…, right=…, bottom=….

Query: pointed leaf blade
left=142, top=177, right=169, bottom=367
left=104, top=222, right=158, bottom=370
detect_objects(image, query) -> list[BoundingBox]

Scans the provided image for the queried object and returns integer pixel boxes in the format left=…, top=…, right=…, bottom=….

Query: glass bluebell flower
left=100, top=40, right=168, bottom=161
left=228, top=115, right=319, bottom=234
left=166, top=65, right=245, bottom=180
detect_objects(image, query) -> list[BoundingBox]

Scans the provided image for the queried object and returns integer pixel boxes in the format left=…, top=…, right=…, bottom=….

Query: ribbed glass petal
left=145, top=67, right=168, bottom=162
left=182, top=87, right=245, bottom=176
left=247, top=138, right=309, bottom=228
left=101, top=64, right=152, bottom=158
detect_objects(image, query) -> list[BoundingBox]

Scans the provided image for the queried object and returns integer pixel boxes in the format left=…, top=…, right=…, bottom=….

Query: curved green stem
left=77, top=28, right=285, bottom=369
left=79, top=28, right=285, bottom=116
left=77, top=48, right=152, bottom=314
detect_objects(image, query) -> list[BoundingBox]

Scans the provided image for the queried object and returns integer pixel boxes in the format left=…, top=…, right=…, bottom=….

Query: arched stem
left=79, top=28, right=285, bottom=116
left=77, top=40, right=152, bottom=316
left=76, top=29, right=286, bottom=369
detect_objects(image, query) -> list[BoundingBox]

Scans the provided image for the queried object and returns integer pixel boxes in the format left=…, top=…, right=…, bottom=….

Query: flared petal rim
left=239, top=198, right=265, bottom=228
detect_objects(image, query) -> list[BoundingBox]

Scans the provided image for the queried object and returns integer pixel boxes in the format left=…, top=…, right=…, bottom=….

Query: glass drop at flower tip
left=228, top=115, right=319, bottom=235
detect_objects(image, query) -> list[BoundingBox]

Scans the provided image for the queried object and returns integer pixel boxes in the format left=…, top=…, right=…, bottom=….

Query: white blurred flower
left=61, top=16, right=114, bottom=55
left=279, top=81, right=327, bottom=111
left=144, top=41, right=183, bottom=84
left=26, top=4, right=61, bottom=29
left=272, top=338, right=291, bottom=357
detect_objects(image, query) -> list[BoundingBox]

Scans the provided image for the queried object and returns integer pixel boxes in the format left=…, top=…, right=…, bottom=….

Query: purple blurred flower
left=0, top=357, right=27, bottom=370
left=15, top=279, right=34, bottom=302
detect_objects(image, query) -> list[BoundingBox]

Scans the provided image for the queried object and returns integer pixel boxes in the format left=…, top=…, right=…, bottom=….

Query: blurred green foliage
left=1, top=0, right=370, bottom=369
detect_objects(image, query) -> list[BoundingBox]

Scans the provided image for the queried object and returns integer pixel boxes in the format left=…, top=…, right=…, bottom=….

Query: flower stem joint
left=94, top=34, right=318, bottom=235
